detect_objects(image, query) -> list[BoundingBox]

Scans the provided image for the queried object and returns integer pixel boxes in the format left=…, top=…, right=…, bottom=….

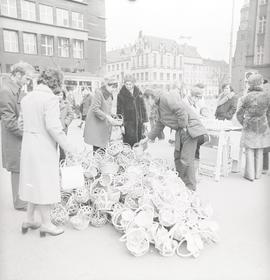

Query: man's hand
left=139, top=137, right=150, bottom=146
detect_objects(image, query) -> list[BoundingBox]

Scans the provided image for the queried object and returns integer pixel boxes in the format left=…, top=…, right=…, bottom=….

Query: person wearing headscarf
left=215, top=84, right=238, bottom=120
left=83, top=77, right=119, bottom=152
left=236, top=74, right=270, bottom=181
left=117, top=75, right=148, bottom=147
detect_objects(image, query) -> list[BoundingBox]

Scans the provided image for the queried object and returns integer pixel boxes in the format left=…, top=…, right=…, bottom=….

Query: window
left=116, top=64, right=119, bottom=70
left=21, top=0, right=36, bottom=20
left=137, top=56, right=139, bottom=67
left=173, top=73, right=176, bottom=80
left=141, top=72, right=144, bottom=81
left=3, top=30, right=18, bottom=52
left=258, top=16, right=267, bottom=33
left=41, top=35, right=53, bottom=56
left=136, top=73, right=139, bottom=81
left=256, top=45, right=264, bottom=65
left=141, top=55, right=144, bottom=67
left=153, top=72, right=157, bottom=80
left=112, top=65, right=115, bottom=71
left=153, top=53, right=157, bottom=67
left=179, top=56, right=182, bottom=68
left=56, top=8, right=69, bottom=27
left=0, top=0, right=17, bottom=17
left=126, top=62, right=129, bottom=69
left=174, top=56, right=177, bottom=68
left=71, top=12, right=83, bottom=29
left=121, top=63, right=124, bottom=70
left=260, top=0, right=268, bottom=4
left=167, top=73, right=170, bottom=80
left=108, top=65, right=111, bottom=72
left=145, top=72, right=148, bottom=81
left=23, top=33, right=37, bottom=54
left=58, top=37, right=70, bottom=57
left=160, top=55, right=164, bottom=67
left=145, top=54, right=149, bottom=66
left=73, top=39, right=83, bottom=59
left=160, top=73, right=163, bottom=80
left=167, top=54, right=170, bottom=68
left=39, top=4, right=53, bottom=24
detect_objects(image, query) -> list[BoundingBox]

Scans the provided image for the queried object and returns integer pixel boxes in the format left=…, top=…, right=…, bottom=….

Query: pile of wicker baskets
left=52, top=141, right=219, bottom=258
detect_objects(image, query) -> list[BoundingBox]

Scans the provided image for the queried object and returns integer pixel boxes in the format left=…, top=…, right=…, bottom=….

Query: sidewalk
left=0, top=120, right=270, bottom=280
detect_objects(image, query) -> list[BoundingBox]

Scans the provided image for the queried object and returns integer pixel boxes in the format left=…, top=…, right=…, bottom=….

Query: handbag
left=60, top=164, right=85, bottom=191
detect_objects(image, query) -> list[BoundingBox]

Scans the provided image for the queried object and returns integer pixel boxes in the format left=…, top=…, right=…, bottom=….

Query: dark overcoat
left=0, top=77, right=24, bottom=172
left=237, top=88, right=270, bottom=149
left=215, top=96, right=238, bottom=120
left=117, top=85, right=148, bottom=147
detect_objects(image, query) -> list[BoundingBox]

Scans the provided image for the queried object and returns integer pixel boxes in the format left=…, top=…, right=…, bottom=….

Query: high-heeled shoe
left=21, top=222, right=41, bottom=234
left=39, top=226, right=64, bottom=237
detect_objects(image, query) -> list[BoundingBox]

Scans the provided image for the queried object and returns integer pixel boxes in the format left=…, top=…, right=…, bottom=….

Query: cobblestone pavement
left=0, top=119, right=270, bottom=280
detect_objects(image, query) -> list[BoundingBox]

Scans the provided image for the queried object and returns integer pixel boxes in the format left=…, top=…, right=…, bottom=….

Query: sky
left=105, top=0, right=244, bottom=62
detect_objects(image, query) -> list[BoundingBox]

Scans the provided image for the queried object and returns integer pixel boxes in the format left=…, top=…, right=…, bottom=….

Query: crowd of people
left=0, top=61, right=269, bottom=237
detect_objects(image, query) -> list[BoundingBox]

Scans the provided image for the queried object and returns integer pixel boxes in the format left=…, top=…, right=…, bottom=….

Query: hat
left=104, top=76, right=117, bottom=85
left=248, top=73, right=263, bottom=87
left=190, top=86, right=203, bottom=97
left=124, top=74, right=136, bottom=83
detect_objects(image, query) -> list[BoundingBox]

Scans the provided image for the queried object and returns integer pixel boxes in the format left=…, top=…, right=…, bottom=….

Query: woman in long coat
left=19, top=69, right=76, bottom=237
left=117, top=75, right=148, bottom=147
left=215, top=84, right=238, bottom=120
left=83, top=79, right=118, bottom=152
left=236, top=74, right=270, bottom=181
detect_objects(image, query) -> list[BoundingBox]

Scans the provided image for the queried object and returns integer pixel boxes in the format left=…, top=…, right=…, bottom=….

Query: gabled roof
left=142, top=35, right=201, bottom=58
left=106, top=47, right=132, bottom=63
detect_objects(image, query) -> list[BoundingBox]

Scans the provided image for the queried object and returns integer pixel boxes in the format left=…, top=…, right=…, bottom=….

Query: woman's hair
left=10, top=61, right=34, bottom=76
left=37, top=68, right=63, bottom=92
left=221, top=83, right=233, bottom=92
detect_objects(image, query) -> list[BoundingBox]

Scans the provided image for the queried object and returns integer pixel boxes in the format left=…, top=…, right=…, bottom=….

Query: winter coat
left=83, top=86, right=113, bottom=148
left=148, top=91, right=207, bottom=151
left=0, top=77, right=24, bottom=172
left=19, top=84, right=74, bottom=204
left=215, top=93, right=238, bottom=120
left=117, top=85, right=148, bottom=147
left=236, top=88, right=270, bottom=149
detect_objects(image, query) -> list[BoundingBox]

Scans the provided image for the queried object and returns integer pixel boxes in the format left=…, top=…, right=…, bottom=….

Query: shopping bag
left=60, top=165, right=84, bottom=190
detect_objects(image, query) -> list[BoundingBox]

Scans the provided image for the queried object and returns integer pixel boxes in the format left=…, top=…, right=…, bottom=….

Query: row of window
left=107, top=62, right=129, bottom=72
left=113, top=72, right=183, bottom=82
left=3, top=30, right=84, bottom=59
left=258, top=16, right=267, bottom=34
left=256, top=45, right=264, bottom=65
left=132, top=53, right=183, bottom=69
left=0, top=0, right=84, bottom=29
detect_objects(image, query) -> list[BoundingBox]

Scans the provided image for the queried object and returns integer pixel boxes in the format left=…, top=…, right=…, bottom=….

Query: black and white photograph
left=0, top=0, right=270, bottom=279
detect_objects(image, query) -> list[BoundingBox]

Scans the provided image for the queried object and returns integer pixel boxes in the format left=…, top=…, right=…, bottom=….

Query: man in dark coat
left=117, top=75, right=148, bottom=147
left=0, top=62, right=34, bottom=210
left=140, top=89, right=208, bottom=190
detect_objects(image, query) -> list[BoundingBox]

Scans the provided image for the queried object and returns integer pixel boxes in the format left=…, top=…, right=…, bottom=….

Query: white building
left=106, top=32, right=228, bottom=97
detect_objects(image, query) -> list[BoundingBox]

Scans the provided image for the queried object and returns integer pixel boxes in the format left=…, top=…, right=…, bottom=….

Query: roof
left=106, top=47, right=132, bottom=63
left=106, top=34, right=201, bottom=63
left=142, top=35, right=201, bottom=58
left=202, top=58, right=229, bottom=68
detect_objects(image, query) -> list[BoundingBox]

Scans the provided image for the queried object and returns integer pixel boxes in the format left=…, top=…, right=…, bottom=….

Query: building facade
left=232, top=0, right=250, bottom=93
left=107, top=32, right=228, bottom=97
left=233, top=0, right=270, bottom=92
left=0, top=0, right=106, bottom=75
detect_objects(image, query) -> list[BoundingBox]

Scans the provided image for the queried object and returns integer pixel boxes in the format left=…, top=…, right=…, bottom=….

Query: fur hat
left=248, top=73, right=263, bottom=87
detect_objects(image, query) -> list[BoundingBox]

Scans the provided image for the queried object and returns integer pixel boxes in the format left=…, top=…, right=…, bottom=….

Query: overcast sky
left=105, top=0, right=244, bottom=62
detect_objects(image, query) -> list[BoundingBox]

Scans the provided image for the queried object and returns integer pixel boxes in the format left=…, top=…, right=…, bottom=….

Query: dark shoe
left=244, top=176, right=254, bottom=182
left=40, top=227, right=64, bottom=237
left=15, top=207, right=27, bottom=212
left=22, top=222, right=41, bottom=234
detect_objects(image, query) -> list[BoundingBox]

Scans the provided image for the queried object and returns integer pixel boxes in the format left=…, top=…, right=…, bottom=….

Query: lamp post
left=228, top=0, right=236, bottom=83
